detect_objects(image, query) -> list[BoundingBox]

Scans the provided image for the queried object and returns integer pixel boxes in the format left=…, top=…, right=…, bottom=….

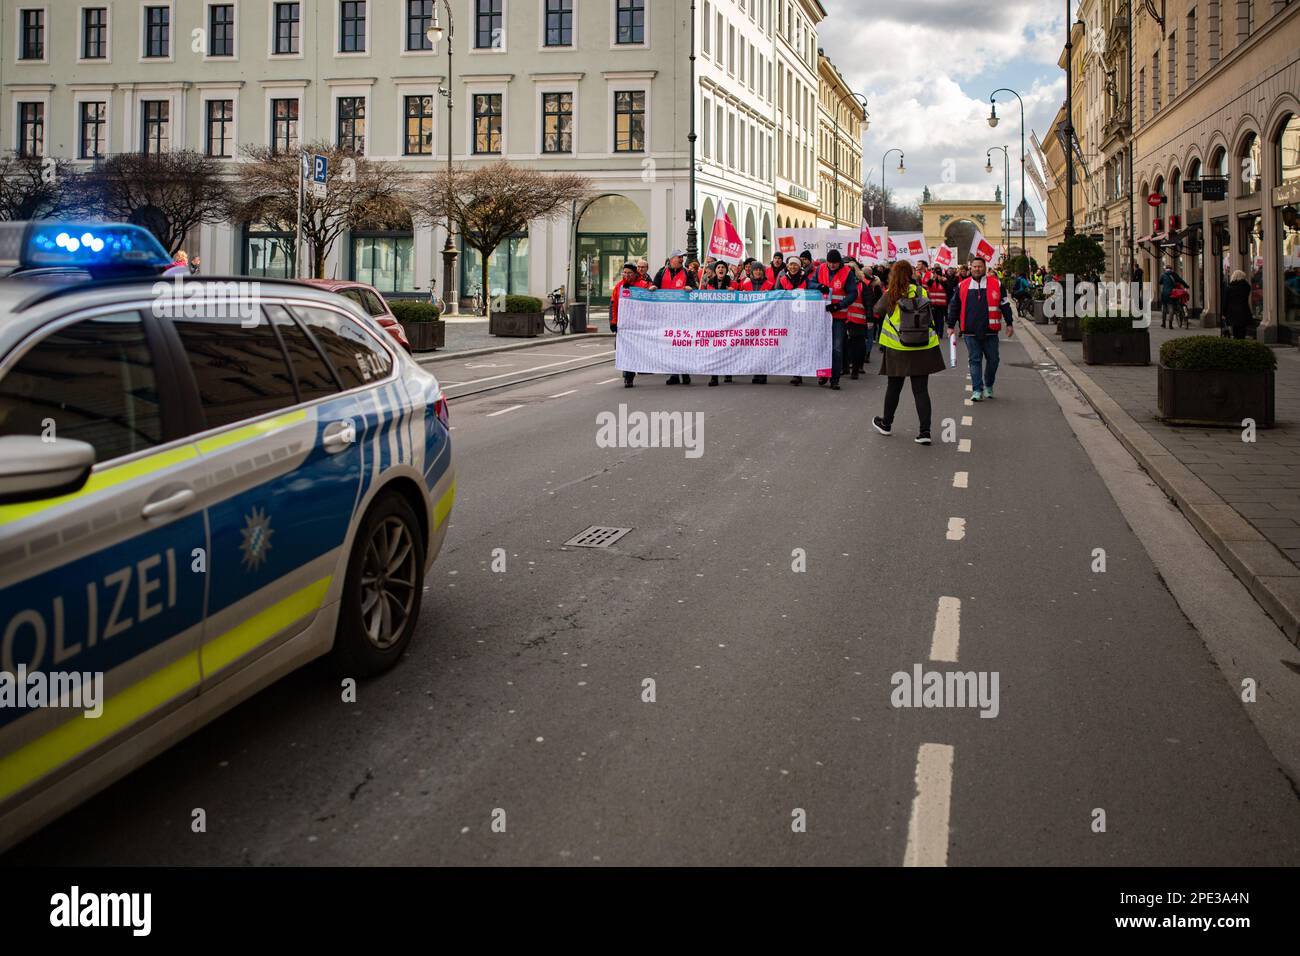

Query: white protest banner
left=892, top=232, right=928, bottom=264
left=969, top=228, right=1001, bottom=266
left=708, top=208, right=745, bottom=264
left=614, top=288, right=831, bottom=376
left=774, top=228, right=866, bottom=261
left=933, top=244, right=955, bottom=268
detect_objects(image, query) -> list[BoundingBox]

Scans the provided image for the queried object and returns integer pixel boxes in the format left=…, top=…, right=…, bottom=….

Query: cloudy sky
left=818, top=0, right=1068, bottom=226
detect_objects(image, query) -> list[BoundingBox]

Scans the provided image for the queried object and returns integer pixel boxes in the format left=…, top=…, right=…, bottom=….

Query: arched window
left=1238, top=131, right=1262, bottom=195
left=1277, top=113, right=1300, bottom=185
left=1186, top=158, right=1202, bottom=209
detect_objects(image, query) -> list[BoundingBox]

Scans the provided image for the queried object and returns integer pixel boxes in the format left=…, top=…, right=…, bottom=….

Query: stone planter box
left=1033, top=300, right=1050, bottom=324
left=489, top=312, right=544, bottom=337
left=1157, top=365, right=1275, bottom=427
left=1082, top=329, right=1150, bottom=366
left=400, top=319, right=445, bottom=352
left=1058, top=314, right=1083, bottom=341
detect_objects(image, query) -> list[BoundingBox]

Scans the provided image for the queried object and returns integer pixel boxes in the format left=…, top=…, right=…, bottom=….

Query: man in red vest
left=740, top=261, right=775, bottom=384
left=653, top=250, right=697, bottom=384
left=923, top=266, right=949, bottom=338
left=814, top=249, right=858, bottom=390
left=945, top=255, right=1014, bottom=401
left=611, top=262, right=653, bottom=387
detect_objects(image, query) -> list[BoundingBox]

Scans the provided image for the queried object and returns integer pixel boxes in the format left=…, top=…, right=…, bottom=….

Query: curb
left=1019, top=320, right=1300, bottom=648
left=415, top=332, right=615, bottom=364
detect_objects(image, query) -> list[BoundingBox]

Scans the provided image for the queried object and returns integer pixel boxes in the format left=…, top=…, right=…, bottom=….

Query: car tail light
left=433, top=394, right=449, bottom=429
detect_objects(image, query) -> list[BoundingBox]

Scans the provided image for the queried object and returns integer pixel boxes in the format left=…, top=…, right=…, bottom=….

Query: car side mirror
left=0, top=435, right=96, bottom=506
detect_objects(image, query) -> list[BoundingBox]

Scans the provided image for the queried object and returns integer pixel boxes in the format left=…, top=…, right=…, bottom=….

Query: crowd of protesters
left=609, top=245, right=1021, bottom=443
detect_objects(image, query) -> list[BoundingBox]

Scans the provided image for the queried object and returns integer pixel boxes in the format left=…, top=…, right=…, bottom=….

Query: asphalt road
left=8, top=335, right=1300, bottom=865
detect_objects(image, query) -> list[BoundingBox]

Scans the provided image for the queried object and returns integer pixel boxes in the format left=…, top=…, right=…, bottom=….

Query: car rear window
left=290, top=305, right=392, bottom=390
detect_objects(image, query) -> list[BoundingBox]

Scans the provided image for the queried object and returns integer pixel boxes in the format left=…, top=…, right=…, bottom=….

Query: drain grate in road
left=564, top=526, right=633, bottom=548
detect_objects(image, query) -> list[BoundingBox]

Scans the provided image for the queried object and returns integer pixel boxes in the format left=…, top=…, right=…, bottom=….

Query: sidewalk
left=438, top=317, right=583, bottom=354
left=1019, top=316, right=1300, bottom=644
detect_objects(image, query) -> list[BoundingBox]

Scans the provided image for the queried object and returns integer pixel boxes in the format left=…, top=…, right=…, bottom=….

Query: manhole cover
left=564, top=526, right=633, bottom=548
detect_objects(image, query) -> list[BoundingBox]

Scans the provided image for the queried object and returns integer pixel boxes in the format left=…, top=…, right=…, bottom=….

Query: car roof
left=0, top=275, right=373, bottom=359
left=301, top=279, right=371, bottom=292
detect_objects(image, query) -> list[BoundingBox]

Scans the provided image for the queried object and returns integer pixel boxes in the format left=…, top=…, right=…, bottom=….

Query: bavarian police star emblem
left=239, top=506, right=274, bottom=572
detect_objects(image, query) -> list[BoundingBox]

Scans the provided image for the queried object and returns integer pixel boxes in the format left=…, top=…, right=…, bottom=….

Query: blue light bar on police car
left=14, top=222, right=173, bottom=274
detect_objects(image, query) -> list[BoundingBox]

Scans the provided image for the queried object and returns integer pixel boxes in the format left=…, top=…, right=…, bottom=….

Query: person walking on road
left=946, top=255, right=1013, bottom=402
left=816, top=249, right=858, bottom=390
left=872, top=261, right=944, bottom=444
left=741, top=261, right=775, bottom=383
left=845, top=258, right=875, bottom=377
left=705, top=262, right=735, bottom=387
left=611, top=262, right=653, bottom=387
left=923, top=266, right=949, bottom=338
left=657, top=251, right=697, bottom=385
left=778, top=257, right=821, bottom=386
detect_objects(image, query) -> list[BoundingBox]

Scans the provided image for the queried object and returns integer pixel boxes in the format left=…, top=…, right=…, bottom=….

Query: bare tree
left=0, top=152, right=79, bottom=221
left=230, top=144, right=410, bottom=278
left=413, top=162, right=590, bottom=317
left=861, top=182, right=923, bottom=231
left=72, top=151, right=226, bottom=254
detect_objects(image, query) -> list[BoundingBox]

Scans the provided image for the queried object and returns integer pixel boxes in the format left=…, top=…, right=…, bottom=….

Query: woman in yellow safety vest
left=872, top=260, right=945, bottom=444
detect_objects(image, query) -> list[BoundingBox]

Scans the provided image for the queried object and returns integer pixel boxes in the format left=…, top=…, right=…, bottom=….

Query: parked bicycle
left=545, top=287, right=569, bottom=334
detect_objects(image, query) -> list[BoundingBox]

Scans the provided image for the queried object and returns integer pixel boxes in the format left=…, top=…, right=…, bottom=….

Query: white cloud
left=821, top=0, right=1068, bottom=222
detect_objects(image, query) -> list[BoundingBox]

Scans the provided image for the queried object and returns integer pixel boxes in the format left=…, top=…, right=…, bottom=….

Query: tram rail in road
left=419, top=340, right=615, bottom=401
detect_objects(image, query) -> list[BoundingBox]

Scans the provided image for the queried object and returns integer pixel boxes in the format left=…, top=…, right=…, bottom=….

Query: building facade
left=815, top=49, right=864, bottom=229
left=1097, top=0, right=1135, bottom=280
left=0, top=0, right=818, bottom=306
left=772, top=0, right=823, bottom=230
left=1128, top=0, right=1300, bottom=339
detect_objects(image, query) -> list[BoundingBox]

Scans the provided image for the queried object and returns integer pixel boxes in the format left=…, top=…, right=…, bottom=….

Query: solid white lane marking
left=929, top=596, right=961, bottom=663
left=548, top=389, right=578, bottom=399
left=486, top=405, right=524, bottom=418
left=946, top=517, right=966, bottom=541
left=904, top=743, right=955, bottom=867
left=596, top=377, right=623, bottom=384
left=444, top=352, right=616, bottom=389
left=958, top=438, right=971, bottom=453
left=952, top=471, right=968, bottom=488
left=961, top=415, right=973, bottom=426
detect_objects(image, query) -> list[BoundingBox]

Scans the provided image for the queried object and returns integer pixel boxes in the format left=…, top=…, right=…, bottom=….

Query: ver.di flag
left=933, top=245, right=955, bottom=268
left=969, top=228, right=997, bottom=263
left=858, top=221, right=880, bottom=261
left=708, top=208, right=745, bottom=264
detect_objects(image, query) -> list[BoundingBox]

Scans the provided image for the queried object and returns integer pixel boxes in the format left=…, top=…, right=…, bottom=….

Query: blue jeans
left=830, top=319, right=846, bottom=380
left=964, top=334, right=1000, bottom=392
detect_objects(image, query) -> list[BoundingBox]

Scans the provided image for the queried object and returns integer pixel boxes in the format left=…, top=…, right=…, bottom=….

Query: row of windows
left=700, top=97, right=772, bottom=183
left=15, top=91, right=647, bottom=160
left=702, top=4, right=774, bottom=105
left=14, top=1, right=647, bottom=62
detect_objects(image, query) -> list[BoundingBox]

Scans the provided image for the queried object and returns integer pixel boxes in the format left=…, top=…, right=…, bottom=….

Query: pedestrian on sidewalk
left=1132, top=263, right=1145, bottom=310
left=1224, top=270, right=1255, bottom=339
left=872, top=261, right=944, bottom=444
left=946, top=255, right=1014, bottom=402
left=1159, top=263, right=1189, bottom=328
left=610, top=262, right=653, bottom=387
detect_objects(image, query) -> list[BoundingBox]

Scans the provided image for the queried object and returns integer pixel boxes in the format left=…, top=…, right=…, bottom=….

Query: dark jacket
left=817, top=264, right=858, bottom=314
left=1223, top=279, right=1253, bottom=326
left=1159, top=269, right=1187, bottom=302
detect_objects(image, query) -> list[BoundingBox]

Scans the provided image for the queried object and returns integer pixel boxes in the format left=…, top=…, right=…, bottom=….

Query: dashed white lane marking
left=952, top=471, right=968, bottom=488
left=548, top=389, right=578, bottom=399
left=961, top=415, right=973, bottom=426
left=963, top=399, right=974, bottom=407
left=486, top=404, right=525, bottom=418
left=929, top=596, right=962, bottom=663
left=958, top=438, right=972, bottom=453
left=444, top=352, right=616, bottom=389
left=946, top=517, right=966, bottom=541
left=964, top=384, right=973, bottom=392
left=904, top=743, right=955, bottom=867
left=596, top=376, right=624, bottom=384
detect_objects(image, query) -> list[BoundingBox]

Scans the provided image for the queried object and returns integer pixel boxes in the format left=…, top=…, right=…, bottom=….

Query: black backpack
left=895, top=288, right=931, bottom=346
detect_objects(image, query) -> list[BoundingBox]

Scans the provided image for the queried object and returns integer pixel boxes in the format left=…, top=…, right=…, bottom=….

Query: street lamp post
left=686, top=0, right=699, bottom=263
left=988, top=88, right=1027, bottom=269
left=987, top=146, right=1011, bottom=250
left=880, top=148, right=905, bottom=228
left=428, top=2, right=459, bottom=315
left=1063, top=1, right=1078, bottom=238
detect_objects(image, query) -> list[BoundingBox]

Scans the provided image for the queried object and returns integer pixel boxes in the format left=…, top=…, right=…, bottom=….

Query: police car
left=0, top=222, right=454, bottom=850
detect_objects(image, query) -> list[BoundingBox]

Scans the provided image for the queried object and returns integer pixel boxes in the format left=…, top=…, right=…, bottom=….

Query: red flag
left=887, top=236, right=898, bottom=260
left=969, top=228, right=996, bottom=262
left=858, top=221, right=879, bottom=261
left=708, top=209, right=745, bottom=264
left=907, top=238, right=925, bottom=256
left=934, top=245, right=954, bottom=268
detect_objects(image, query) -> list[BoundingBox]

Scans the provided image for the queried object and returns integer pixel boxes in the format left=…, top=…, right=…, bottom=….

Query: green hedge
left=387, top=300, right=442, bottom=323
left=1160, top=336, right=1277, bottom=372
left=1081, top=315, right=1145, bottom=334
left=503, top=295, right=544, bottom=314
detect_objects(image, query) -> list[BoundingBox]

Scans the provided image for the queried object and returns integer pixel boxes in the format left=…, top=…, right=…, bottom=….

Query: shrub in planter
left=490, top=294, right=546, bottom=337
left=387, top=300, right=445, bottom=352
left=1158, top=336, right=1277, bottom=427
left=1081, top=314, right=1149, bottom=366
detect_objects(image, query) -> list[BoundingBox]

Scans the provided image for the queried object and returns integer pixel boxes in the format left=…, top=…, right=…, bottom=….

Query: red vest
left=816, top=264, right=853, bottom=320
left=846, top=282, right=869, bottom=325
left=778, top=273, right=811, bottom=290
left=659, top=268, right=691, bottom=290
left=957, top=275, right=1003, bottom=332
left=740, top=278, right=776, bottom=291
left=925, top=277, right=948, bottom=308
